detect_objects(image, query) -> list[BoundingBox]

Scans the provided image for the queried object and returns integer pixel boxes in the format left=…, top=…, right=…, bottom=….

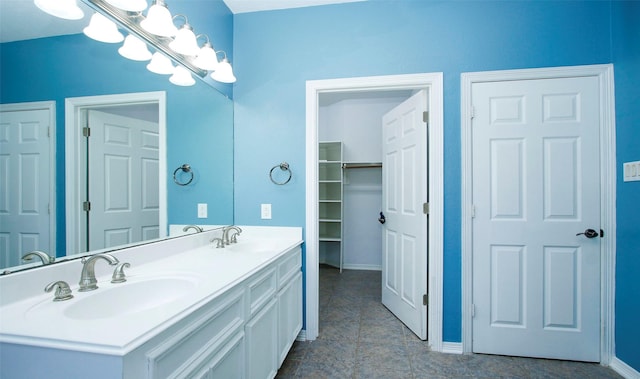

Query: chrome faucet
left=222, top=226, right=242, bottom=245
left=45, top=280, right=74, bottom=301
left=111, top=262, right=131, bottom=283
left=22, top=250, right=55, bottom=265
left=78, top=253, right=119, bottom=292
left=183, top=225, right=204, bottom=233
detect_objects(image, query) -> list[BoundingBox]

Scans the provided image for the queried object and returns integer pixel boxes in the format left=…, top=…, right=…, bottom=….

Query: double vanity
left=0, top=226, right=303, bottom=379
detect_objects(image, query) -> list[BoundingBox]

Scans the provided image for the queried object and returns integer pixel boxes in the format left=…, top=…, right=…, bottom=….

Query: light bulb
left=170, top=66, right=195, bottom=86
left=83, top=12, right=124, bottom=43
left=34, top=0, right=84, bottom=20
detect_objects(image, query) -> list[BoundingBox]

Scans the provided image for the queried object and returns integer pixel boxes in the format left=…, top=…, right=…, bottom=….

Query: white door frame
left=65, top=92, right=167, bottom=255
left=461, top=64, right=616, bottom=363
left=0, top=101, right=56, bottom=256
left=305, top=73, right=444, bottom=350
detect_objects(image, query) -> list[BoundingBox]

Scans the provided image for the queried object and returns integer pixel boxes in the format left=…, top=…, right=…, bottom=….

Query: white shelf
left=318, top=141, right=344, bottom=272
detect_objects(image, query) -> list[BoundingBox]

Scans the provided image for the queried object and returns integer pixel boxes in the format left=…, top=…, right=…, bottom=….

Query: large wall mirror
left=0, top=1, right=234, bottom=274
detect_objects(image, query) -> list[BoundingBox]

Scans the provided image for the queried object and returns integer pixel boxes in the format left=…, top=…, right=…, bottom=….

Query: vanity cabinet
left=133, top=246, right=302, bottom=379
left=0, top=245, right=303, bottom=379
left=140, top=245, right=302, bottom=379
left=245, top=246, right=303, bottom=379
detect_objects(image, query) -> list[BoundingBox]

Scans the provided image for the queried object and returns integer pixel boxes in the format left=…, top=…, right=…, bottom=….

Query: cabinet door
left=277, top=272, right=303, bottom=367
left=203, top=332, right=245, bottom=379
left=245, top=298, right=278, bottom=379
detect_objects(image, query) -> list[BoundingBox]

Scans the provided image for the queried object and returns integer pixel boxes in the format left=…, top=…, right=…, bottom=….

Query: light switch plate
left=261, top=204, right=272, bottom=219
left=197, top=203, right=208, bottom=218
left=623, top=161, right=640, bottom=182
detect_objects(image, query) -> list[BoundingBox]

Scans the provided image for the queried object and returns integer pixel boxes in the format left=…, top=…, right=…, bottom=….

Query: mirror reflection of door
left=0, top=102, right=55, bottom=270
left=85, top=108, right=159, bottom=251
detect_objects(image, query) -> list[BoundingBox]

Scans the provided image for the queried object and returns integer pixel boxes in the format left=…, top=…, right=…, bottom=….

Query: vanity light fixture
left=35, top=0, right=237, bottom=85
left=140, top=0, right=177, bottom=37
left=118, top=34, right=153, bottom=61
left=210, top=52, right=236, bottom=84
left=168, top=15, right=199, bottom=56
left=169, top=66, right=196, bottom=86
left=147, top=52, right=175, bottom=74
left=83, top=12, right=124, bottom=43
left=34, top=0, right=84, bottom=20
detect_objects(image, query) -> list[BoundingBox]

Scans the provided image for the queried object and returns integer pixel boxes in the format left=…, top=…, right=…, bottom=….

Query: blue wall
left=0, top=0, right=235, bottom=255
left=611, top=0, right=640, bottom=371
left=232, top=0, right=636, bottom=362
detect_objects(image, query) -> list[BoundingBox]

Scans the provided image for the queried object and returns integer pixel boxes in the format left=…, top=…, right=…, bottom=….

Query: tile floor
left=276, top=265, right=622, bottom=379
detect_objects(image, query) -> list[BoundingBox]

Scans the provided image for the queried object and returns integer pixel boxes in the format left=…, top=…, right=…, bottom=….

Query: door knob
left=378, top=212, right=386, bottom=224
left=576, top=228, right=600, bottom=238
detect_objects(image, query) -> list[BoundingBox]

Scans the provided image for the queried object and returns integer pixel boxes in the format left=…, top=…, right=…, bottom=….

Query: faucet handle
left=111, top=262, right=131, bottom=283
left=210, top=237, right=225, bottom=248
left=44, top=281, right=74, bottom=302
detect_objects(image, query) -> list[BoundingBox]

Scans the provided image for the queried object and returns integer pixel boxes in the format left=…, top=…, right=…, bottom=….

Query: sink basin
left=26, top=276, right=199, bottom=321
left=65, top=277, right=197, bottom=320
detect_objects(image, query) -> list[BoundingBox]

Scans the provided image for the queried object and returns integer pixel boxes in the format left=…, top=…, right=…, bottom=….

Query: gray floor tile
left=356, top=341, right=412, bottom=372
left=278, top=267, right=623, bottom=379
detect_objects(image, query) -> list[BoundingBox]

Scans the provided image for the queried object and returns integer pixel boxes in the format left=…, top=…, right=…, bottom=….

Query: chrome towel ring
left=173, top=164, right=194, bottom=186
left=270, top=162, right=292, bottom=185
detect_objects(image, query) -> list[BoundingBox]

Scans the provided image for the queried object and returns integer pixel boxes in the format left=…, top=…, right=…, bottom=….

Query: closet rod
left=341, top=162, right=382, bottom=169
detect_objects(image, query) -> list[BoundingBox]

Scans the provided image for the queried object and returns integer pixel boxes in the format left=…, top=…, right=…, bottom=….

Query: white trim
left=0, top=101, right=56, bottom=257
left=460, top=64, right=616, bottom=363
left=64, top=92, right=167, bottom=255
left=610, top=357, right=640, bottom=379
left=342, top=264, right=381, bottom=271
left=305, top=73, right=444, bottom=351
left=441, top=342, right=464, bottom=355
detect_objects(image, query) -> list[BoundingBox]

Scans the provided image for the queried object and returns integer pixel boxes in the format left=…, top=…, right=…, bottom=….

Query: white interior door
left=0, top=106, right=53, bottom=268
left=471, top=76, right=601, bottom=361
left=381, top=90, right=428, bottom=340
left=87, top=110, right=159, bottom=250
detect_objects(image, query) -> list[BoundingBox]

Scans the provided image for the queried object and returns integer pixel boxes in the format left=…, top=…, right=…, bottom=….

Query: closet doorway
left=305, top=73, right=444, bottom=350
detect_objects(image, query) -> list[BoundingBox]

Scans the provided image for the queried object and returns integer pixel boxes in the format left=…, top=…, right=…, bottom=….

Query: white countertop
left=0, top=226, right=302, bottom=356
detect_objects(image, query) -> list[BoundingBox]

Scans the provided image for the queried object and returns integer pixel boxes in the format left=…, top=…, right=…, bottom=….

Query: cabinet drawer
left=248, top=267, right=277, bottom=318
left=277, top=247, right=302, bottom=289
left=146, top=288, right=245, bottom=379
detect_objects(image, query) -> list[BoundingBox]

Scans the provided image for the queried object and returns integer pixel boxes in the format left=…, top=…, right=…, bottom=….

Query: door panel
left=472, top=76, right=600, bottom=361
left=88, top=110, right=159, bottom=251
left=382, top=90, right=428, bottom=340
left=0, top=108, right=52, bottom=268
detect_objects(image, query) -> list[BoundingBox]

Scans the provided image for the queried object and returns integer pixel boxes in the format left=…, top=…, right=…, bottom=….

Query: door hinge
left=47, top=126, right=51, bottom=138
left=423, top=294, right=428, bottom=306
left=82, top=201, right=91, bottom=212
left=423, top=202, right=429, bottom=215
left=471, top=304, right=476, bottom=318
left=423, top=111, right=429, bottom=124
left=471, top=204, right=476, bottom=218
left=471, top=106, right=476, bottom=119
left=83, top=127, right=90, bottom=137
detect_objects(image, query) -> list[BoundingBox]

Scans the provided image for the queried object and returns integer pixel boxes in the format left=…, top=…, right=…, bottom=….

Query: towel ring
left=269, top=162, right=292, bottom=185
left=173, top=164, right=194, bottom=186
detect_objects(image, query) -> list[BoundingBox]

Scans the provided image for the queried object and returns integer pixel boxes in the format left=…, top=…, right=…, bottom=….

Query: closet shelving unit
left=318, top=141, right=343, bottom=272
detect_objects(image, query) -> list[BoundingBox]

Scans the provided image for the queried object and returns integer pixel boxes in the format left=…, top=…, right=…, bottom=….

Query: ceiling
left=0, top=0, right=365, bottom=43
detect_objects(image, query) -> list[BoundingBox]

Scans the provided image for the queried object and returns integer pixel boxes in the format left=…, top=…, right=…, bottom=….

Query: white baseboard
left=441, top=341, right=463, bottom=354
left=610, top=356, right=640, bottom=379
left=342, top=263, right=381, bottom=271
